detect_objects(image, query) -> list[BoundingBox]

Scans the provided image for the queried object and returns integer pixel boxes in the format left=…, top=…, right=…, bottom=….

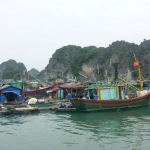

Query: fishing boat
left=71, top=91, right=150, bottom=111
left=71, top=60, right=150, bottom=111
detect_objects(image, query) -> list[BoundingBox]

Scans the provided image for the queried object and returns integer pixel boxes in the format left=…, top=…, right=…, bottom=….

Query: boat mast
left=133, top=53, right=143, bottom=90
left=137, top=65, right=143, bottom=90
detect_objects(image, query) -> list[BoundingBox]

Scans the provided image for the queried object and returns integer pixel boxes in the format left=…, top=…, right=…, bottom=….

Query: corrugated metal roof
left=85, top=86, right=115, bottom=90
left=47, top=87, right=61, bottom=93
left=52, top=87, right=61, bottom=91
left=59, top=83, right=80, bottom=88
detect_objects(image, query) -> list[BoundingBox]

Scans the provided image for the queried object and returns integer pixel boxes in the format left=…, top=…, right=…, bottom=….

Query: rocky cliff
left=40, top=39, right=150, bottom=82
left=0, top=59, right=27, bottom=80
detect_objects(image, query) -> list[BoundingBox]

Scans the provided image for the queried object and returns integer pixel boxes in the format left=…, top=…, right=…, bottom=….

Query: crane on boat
left=28, top=72, right=46, bottom=87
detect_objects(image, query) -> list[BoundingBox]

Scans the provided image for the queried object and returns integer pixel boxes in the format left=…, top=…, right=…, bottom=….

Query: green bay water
left=1, top=107, right=150, bottom=150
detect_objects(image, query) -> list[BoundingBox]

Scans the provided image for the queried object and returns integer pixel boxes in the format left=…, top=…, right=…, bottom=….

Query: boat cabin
left=85, top=84, right=126, bottom=100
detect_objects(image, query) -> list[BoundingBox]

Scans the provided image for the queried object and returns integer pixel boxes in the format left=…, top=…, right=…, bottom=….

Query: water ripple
left=0, top=107, right=150, bottom=150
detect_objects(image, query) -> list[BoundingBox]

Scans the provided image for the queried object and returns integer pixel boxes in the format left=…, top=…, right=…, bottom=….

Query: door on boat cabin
left=101, top=88, right=116, bottom=100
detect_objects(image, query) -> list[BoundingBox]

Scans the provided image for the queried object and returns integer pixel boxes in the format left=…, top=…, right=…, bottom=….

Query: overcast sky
left=0, top=0, right=150, bottom=71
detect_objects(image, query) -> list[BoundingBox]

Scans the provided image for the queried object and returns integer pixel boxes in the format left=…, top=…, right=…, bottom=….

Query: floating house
left=59, top=83, right=87, bottom=99
left=0, top=85, right=23, bottom=103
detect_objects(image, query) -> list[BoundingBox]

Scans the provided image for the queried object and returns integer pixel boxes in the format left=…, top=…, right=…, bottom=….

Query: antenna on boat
left=133, top=53, right=143, bottom=90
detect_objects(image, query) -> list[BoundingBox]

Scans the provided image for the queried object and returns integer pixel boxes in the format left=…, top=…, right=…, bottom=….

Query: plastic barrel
left=144, top=87, right=148, bottom=90
left=0, top=96, right=5, bottom=103
left=93, top=96, right=98, bottom=100
left=18, top=95, right=23, bottom=102
left=67, top=93, right=72, bottom=100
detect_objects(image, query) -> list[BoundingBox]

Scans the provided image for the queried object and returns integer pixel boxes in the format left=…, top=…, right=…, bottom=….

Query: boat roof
left=46, top=87, right=61, bottom=93
left=85, top=86, right=116, bottom=90
left=59, top=83, right=85, bottom=89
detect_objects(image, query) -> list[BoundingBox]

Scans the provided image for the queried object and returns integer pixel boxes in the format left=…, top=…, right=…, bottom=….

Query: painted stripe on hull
left=71, top=95, right=150, bottom=111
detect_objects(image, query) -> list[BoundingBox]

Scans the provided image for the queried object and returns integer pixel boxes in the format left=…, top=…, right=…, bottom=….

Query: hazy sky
left=0, top=0, right=150, bottom=71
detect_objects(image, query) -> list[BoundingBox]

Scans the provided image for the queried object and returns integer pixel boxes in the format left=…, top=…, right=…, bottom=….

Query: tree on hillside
left=2, top=67, right=20, bottom=80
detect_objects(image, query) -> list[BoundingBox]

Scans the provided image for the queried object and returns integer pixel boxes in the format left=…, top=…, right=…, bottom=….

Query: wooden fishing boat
left=71, top=94, right=150, bottom=111
left=71, top=60, right=150, bottom=112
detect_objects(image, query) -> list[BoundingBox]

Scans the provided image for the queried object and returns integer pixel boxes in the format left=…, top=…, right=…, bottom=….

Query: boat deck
left=0, top=104, right=59, bottom=115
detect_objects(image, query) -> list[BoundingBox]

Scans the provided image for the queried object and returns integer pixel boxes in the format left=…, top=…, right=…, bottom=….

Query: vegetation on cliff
left=46, top=39, right=150, bottom=82
left=55, top=45, right=100, bottom=76
left=0, top=39, right=150, bottom=82
left=0, top=60, right=27, bottom=80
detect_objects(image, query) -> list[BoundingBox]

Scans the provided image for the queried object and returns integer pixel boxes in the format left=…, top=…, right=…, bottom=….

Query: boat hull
left=71, top=95, right=150, bottom=111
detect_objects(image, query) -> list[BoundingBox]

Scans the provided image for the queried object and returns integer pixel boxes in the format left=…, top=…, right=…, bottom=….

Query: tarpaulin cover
left=1, top=86, right=21, bottom=95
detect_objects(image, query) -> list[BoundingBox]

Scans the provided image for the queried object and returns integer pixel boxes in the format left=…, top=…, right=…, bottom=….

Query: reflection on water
left=1, top=106, right=150, bottom=150
left=67, top=107, right=150, bottom=150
